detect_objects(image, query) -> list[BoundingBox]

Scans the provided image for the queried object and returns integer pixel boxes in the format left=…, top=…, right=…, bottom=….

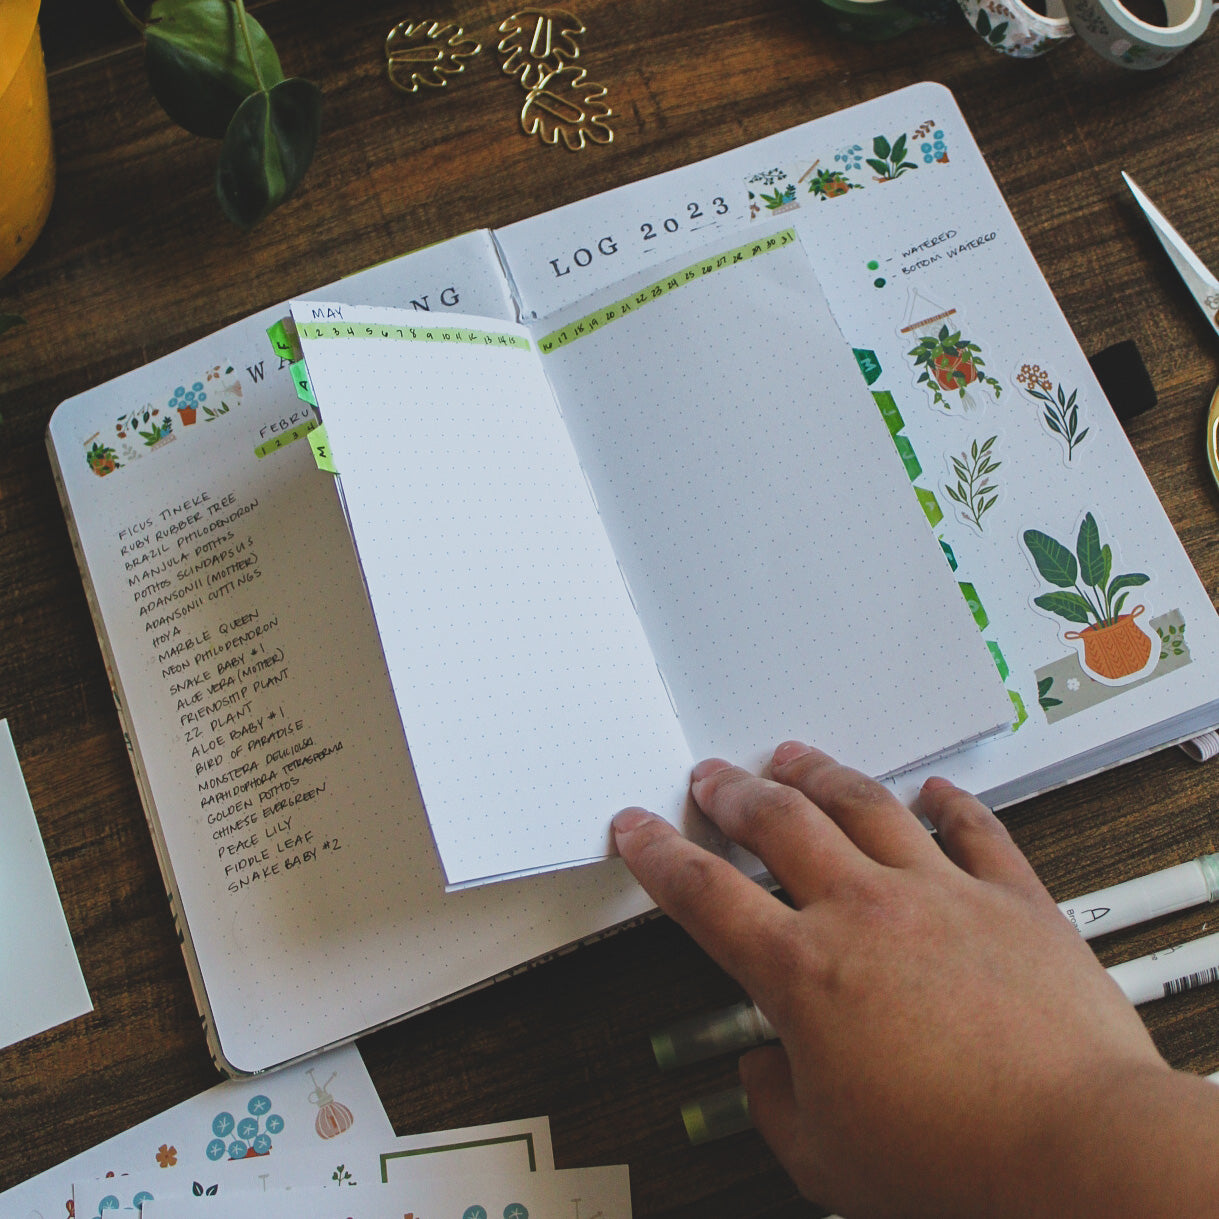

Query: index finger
left=612, top=807, right=801, bottom=997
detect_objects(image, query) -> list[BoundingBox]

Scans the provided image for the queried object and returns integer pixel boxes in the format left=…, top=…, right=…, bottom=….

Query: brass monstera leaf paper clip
left=498, top=7, right=585, bottom=87
left=386, top=20, right=482, bottom=93
left=498, top=9, right=614, bottom=149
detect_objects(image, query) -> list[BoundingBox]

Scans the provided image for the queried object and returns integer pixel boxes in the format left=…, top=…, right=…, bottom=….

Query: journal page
left=532, top=223, right=1013, bottom=778
left=497, top=82, right=1219, bottom=807
left=291, top=304, right=691, bottom=890
left=47, top=234, right=656, bottom=1076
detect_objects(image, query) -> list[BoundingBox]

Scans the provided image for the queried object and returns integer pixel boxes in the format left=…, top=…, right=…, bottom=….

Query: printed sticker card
left=71, top=1116, right=553, bottom=1218
left=1, top=1044, right=389, bottom=1219
left=141, top=1164, right=632, bottom=1219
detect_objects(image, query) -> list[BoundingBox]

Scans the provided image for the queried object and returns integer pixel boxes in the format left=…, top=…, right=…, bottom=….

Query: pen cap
left=681, top=1085, right=753, bottom=1145
left=1201, top=853, right=1219, bottom=901
left=651, top=1001, right=776, bottom=1070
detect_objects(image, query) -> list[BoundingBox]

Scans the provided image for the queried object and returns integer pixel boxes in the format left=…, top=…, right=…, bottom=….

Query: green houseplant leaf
left=1076, top=512, right=1106, bottom=588
left=217, top=77, right=322, bottom=228
left=1023, top=528, right=1077, bottom=587
left=1107, top=572, right=1149, bottom=598
left=1033, top=591, right=1093, bottom=623
left=144, top=0, right=284, bottom=137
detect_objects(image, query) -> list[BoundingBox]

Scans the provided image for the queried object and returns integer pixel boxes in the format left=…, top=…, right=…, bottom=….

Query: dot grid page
left=532, top=224, right=1013, bottom=777
left=291, top=306, right=692, bottom=890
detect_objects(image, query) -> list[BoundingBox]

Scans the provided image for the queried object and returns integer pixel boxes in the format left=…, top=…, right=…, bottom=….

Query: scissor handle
left=1208, top=384, right=1219, bottom=492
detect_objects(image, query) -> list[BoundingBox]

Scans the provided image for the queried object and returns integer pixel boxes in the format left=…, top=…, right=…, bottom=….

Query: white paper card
left=0, top=718, right=92, bottom=1049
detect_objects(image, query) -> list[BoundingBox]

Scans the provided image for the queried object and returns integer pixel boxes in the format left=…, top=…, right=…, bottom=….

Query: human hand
left=612, top=742, right=1179, bottom=1219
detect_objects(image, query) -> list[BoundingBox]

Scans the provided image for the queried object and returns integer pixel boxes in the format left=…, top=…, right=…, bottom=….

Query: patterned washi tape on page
left=1061, top=0, right=1211, bottom=67
left=955, top=0, right=1074, bottom=56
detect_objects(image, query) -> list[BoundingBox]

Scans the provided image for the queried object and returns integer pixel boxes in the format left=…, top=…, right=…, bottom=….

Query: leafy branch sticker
left=944, top=435, right=1001, bottom=532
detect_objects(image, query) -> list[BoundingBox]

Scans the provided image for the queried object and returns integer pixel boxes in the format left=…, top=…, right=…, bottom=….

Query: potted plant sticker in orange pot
left=1024, top=513, right=1153, bottom=683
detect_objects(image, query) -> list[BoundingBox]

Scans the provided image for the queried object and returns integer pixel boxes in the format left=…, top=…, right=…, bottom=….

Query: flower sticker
left=156, top=1144, right=178, bottom=1168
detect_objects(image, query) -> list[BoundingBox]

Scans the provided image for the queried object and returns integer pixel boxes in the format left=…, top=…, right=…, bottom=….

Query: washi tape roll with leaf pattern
left=953, top=0, right=1074, bottom=56
left=1059, top=0, right=1211, bottom=67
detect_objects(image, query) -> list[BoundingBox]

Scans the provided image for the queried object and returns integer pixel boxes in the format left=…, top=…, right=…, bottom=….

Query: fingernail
left=612, top=807, right=655, bottom=835
left=771, top=740, right=812, bottom=766
left=921, top=776, right=954, bottom=792
left=690, top=757, right=732, bottom=785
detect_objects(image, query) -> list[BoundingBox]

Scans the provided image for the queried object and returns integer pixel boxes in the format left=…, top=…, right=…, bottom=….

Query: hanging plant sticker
left=1022, top=510, right=1157, bottom=686
left=943, top=434, right=1002, bottom=534
left=901, top=289, right=1003, bottom=414
left=1016, top=361, right=1089, bottom=463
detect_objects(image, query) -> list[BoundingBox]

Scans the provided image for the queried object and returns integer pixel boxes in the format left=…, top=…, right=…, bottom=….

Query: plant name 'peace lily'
left=117, top=0, right=321, bottom=227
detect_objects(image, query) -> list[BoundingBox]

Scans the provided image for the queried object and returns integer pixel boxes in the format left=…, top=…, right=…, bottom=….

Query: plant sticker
left=85, top=436, right=122, bottom=477
left=86, top=364, right=244, bottom=477
left=910, top=119, right=949, bottom=164
left=866, top=132, right=917, bottom=181
left=943, top=435, right=1002, bottom=534
left=205, top=1094, right=285, bottom=1161
left=804, top=162, right=862, bottom=200
left=1016, top=362, right=1088, bottom=463
left=91, top=1190, right=154, bottom=1216
left=901, top=289, right=1002, bottom=413
left=1023, top=511, right=1157, bottom=686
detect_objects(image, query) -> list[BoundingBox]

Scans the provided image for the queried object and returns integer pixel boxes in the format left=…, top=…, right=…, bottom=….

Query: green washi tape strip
left=290, top=359, right=317, bottom=406
left=308, top=424, right=338, bottom=474
left=537, top=229, right=798, bottom=354
left=267, top=317, right=303, bottom=362
left=253, top=416, right=318, bottom=459
left=297, top=321, right=529, bottom=349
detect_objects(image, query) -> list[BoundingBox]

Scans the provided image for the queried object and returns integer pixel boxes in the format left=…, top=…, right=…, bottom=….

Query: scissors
left=1122, top=172, right=1219, bottom=490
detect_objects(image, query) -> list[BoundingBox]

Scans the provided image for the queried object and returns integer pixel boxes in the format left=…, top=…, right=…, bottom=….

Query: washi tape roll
left=1061, top=0, right=1211, bottom=67
left=954, top=0, right=1075, bottom=56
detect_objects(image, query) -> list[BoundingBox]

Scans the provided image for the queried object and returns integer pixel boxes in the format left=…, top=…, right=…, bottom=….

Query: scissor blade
left=1123, top=171, right=1219, bottom=340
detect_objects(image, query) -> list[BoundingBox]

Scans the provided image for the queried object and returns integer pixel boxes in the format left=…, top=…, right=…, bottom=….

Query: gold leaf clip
left=520, top=63, right=613, bottom=150
left=386, top=20, right=482, bottom=93
left=497, top=8, right=585, bottom=89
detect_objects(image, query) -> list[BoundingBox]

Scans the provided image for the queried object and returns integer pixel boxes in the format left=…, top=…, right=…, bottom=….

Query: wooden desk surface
left=2, top=2, right=1218, bottom=1214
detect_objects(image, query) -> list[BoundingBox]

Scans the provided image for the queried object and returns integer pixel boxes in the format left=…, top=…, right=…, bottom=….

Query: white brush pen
left=1058, top=852, right=1219, bottom=940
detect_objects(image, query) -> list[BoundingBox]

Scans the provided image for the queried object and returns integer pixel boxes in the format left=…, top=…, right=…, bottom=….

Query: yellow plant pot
left=0, top=0, right=55, bottom=280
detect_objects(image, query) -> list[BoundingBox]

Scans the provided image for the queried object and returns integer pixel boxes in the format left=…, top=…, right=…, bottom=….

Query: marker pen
left=1107, top=929, right=1219, bottom=1006
left=1058, top=853, right=1219, bottom=940
left=652, top=1001, right=776, bottom=1070
left=681, top=1068, right=1219, bottom=1149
